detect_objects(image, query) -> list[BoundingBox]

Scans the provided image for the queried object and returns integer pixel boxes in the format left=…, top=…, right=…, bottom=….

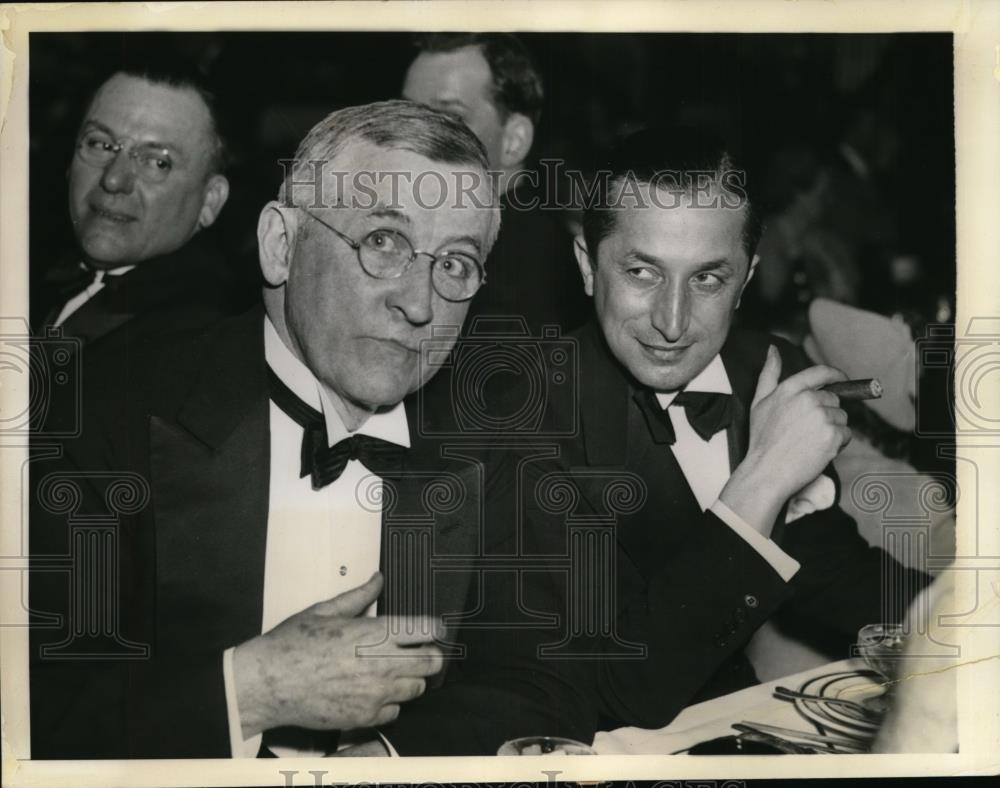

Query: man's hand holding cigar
left=822, top=378, right=883, bottom=400
left=720, top=345, right=858, bottom=535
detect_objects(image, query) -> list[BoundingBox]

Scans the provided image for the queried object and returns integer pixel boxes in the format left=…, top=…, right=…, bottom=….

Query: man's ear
left=573, top=235, right=595, bottom=297
left=736, top=253, right=760, bottom=309
left=258, top=201, right=295, bottom=287
left=499, top=113, right=534, bottom=169
left=198, top=174, right=230, bottom=229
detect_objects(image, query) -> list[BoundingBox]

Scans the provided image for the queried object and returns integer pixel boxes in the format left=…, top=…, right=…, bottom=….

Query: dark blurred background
left=28, top=31, right=954, bottom=338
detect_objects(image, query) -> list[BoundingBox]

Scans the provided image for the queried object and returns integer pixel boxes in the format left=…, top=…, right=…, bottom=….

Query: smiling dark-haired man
left=486, top=125, right=933, bottom=734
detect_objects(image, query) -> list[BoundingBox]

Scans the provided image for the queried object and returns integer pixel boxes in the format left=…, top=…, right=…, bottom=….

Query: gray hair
left=278, top=100, right=499, bottom=247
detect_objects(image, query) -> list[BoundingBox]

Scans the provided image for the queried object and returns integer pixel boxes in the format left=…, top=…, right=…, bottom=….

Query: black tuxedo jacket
left=536, top=321, right=931, bottom=730
left=34, top=231, right=248, bottom=348
left=28, top=307, right=484, bottom=758
left=392, top=320, right=930, bottom=744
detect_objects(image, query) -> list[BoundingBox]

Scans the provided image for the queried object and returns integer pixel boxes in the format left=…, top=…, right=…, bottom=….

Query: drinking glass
left=497, top=736, right=596, bottom=755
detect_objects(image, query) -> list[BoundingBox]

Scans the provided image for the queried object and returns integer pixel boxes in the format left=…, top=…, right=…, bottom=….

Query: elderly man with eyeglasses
left=34, top=60, right=242, bottom=347
left=29, top=99, right=554, bottom=759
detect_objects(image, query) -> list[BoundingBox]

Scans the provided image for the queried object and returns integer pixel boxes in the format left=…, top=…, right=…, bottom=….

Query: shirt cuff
left=710, top=499, right=801, bottom=582
left=223, top=646, right=263, bottom=758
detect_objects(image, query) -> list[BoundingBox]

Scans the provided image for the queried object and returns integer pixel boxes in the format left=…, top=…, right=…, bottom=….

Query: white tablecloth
left=594, top=658, right=876, bottom=754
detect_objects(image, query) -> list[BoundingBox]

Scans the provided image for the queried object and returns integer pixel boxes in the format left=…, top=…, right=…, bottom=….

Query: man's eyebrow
left=440, top=235, right=483, bottom=254
left=367, top=207, right=412, bottom=225
left=80, top=119, right=114, bottom=136
left=622, top=249, right=663, bottom=265
left=363, top=208, right=482, bottom=253
left=691, top=258, right=734, bottom=272
left=621, top=251, right=734, bottom=271
left=80, top=119, right=182, bottom=155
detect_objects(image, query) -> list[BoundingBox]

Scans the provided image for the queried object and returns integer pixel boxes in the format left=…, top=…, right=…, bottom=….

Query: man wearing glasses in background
left=34, top=60, right=239, bottom=347
left=30, top=100, right=541, bottom=758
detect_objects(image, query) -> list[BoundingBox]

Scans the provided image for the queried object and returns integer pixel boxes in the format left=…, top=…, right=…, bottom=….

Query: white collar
left=80, top=261, right=136, bottom=283
left=655, top=354, right=732, bottom=409
left=263, top=316, right=410, bottom=449
left=102, top=264, right=136, bottom=276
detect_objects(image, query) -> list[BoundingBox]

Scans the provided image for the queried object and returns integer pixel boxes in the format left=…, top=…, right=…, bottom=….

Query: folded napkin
left=593, top=658, right=863, bottom=754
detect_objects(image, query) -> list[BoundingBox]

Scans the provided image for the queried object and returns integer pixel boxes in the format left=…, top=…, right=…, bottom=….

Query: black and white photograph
left=1, top=2, right=997, bottom=786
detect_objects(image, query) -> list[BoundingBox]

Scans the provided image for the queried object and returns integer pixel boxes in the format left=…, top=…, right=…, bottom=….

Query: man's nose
left=99, top=151, right=136, bottom=194
left=650, top=280, right=690, bottom=343
left=386, top=255, right=435, bottom=326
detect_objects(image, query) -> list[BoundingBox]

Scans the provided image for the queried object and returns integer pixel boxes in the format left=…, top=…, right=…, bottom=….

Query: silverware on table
left=737, top=720, right=868, bottom=752
left=731, top=724, right=819, bottom=754
left=773, top=685, right=883, bottom=720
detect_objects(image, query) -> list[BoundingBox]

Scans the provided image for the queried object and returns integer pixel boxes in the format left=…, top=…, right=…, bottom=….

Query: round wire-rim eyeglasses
left=297, top=207, right=486, bottom=302
left=76, top=129, right=175, bottom=184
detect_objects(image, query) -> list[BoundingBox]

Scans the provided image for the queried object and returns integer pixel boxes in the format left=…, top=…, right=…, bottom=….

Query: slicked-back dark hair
left=413, top=33, right=544, bottom=126
left=582, top=125, right=763, bottom=266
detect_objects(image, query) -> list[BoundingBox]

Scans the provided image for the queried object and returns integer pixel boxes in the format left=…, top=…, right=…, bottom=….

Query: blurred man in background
left=403, top=33, right=590, bottom=336
left=35, top=60, right=241, bottom=348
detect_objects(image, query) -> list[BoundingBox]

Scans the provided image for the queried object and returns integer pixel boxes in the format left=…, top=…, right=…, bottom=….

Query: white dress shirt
left=53, top=263, right=135, bottom=326
left=653, top=354, right=828, bottom=582
left=223, top=317, right=409, bottom=757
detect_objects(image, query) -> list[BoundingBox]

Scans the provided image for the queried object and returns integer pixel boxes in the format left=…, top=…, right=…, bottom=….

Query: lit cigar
left=821, top=378, right=883, bottom=401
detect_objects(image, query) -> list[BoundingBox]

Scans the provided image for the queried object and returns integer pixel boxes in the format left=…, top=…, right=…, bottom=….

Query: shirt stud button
left=339, top=565, right=348, bottom=576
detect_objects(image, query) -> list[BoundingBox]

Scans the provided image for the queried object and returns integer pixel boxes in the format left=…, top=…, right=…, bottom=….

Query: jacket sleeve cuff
left=223, top=646, right=263, bottom=758
left=710, top=499, right=801, bottom=581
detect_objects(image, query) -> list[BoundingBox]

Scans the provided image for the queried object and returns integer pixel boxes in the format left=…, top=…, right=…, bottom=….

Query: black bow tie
left=267, top=368, right=406, bottom=490
left=635, top=388, right=735, bottom=444
left=43, top=263, right=96, bottom=325
left=53, top=264, right=97, bottom=299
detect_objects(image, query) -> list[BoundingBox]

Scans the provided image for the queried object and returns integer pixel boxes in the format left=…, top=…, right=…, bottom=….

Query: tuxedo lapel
left=618, top=389, right=706, bottom=578
left=720, top=330, right=769, bottom=470
left=575, top=324, right=775, bottom=578
left=149, top=309, right=270, bottom=653
left=39, top=260, right=95, bottom=328
left=101, top=234, right=215, bottom=314
left=56, top=289, right=136, bottom=346
left=381, top=408, right=480, bottom=622
left=46, top=233, right=227, bottom=345
left=575, top=322, right=703, bottom=575
left=578, top=321, right=630, bottom=468
left=722, top=331, right=803, bottom=540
